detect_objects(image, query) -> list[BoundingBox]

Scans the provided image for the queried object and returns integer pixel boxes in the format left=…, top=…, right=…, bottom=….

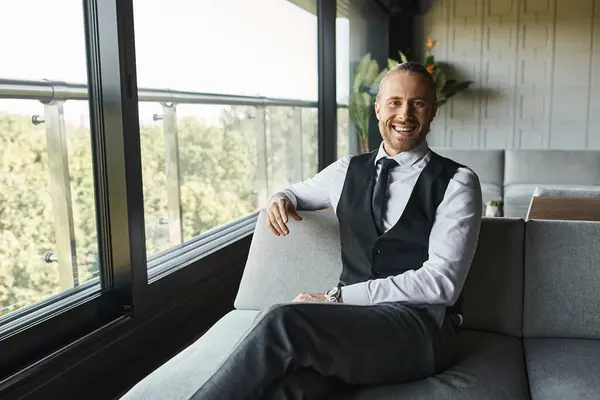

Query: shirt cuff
left=340, top=282, right=370, bottom=305
left=267, top=191, right=298, bottom=209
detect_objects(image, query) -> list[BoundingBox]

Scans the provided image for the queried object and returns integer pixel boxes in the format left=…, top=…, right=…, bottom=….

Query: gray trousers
left=191, top=302, right=458, bottom=400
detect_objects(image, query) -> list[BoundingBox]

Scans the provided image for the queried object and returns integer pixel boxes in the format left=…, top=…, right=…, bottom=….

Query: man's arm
left=268, top=155, right=351, bottom=211
left=340, top=167, right=483, bottom=306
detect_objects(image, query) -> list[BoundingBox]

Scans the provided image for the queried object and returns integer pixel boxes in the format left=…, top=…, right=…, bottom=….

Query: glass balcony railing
left=0, top=78, right=320, bottom=319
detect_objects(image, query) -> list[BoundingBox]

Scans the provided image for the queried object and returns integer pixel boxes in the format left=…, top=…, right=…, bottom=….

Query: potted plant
left=485, top=200, right=504, bottom=217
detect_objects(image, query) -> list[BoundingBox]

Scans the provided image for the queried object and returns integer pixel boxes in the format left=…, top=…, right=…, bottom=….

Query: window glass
left=133, top=0, right=318, bottom=100
left=132, top=0, right=319, bottom=260
left=0, top=1, right=99, bottom=319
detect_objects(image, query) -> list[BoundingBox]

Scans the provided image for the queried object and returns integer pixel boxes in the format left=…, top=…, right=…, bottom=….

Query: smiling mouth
left=391, top=124, right=417, bottom=135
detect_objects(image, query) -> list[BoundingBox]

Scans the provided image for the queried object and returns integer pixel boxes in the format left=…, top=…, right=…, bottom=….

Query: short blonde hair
left=377, top=61, right=436, bottom=103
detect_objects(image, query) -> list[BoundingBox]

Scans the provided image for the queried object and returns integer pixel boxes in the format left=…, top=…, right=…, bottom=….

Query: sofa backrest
left=236, top=211, right=526, bottom=339
left=234, top=210, right=342, bottom=310
left=432, top=148, right=505, bottom=187
left=432, top=148, right=505, bottom=204
left=461, top=218, right=525, bottom=337
left=523, top=220, right=600, bottom=339
left=505, top=150, right=600, bottom=186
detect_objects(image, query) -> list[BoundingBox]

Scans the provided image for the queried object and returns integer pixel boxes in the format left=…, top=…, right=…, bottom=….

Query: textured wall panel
left=523, top=0, right=553, bottom=15
left=550, top=123, right=588, bottom=148
left=448, top=126, right=480, bottom=147
left=489, top=0, right=518, bottom=16
left=519, top=58, right=552, bottom=86
left=453, top=0, right=481, bottom=18
left=554, top=20, right=593, bottom=55
left=516, top=127, right=546, bottom=148
left=482, top=128, right=511, bottom=147
left=520, top=21, right=552, bottom=52
left=556, top=0, right=594, bottom=17
left=425, top=0, right=600, bottom=149
left=517, top=89, right=549, bottom=123
left=551, top=87, right=590, bottom=122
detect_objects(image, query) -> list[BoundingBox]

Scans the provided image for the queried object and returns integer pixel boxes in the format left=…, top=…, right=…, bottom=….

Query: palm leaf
left=364, top=60, right=380, bottom=85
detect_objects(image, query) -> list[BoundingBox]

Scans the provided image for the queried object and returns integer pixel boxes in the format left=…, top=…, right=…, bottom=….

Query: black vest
left=336, top=149, right=464, bottom=314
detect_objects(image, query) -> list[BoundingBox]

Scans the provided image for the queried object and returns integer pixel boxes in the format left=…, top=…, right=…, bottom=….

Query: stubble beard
left=382, top=123, right=429, bottom=153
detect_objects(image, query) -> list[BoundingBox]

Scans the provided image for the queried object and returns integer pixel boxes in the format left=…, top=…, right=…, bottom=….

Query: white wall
left=424, top=0, right=600, bottom=149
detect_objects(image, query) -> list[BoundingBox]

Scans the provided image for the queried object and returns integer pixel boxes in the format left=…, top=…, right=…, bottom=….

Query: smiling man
left=192, top=62, right=483, bottom=399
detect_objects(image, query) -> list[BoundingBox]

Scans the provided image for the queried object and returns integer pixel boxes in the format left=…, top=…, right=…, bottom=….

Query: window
left=132, top=0, right=319, bottom=262
left=133, top=0, right=318, bottom=100
left=336, top=0, right=389, bottom=156
left=0, top=1, right=99, bottom=320
left=0, top=0, right=334, bottom=389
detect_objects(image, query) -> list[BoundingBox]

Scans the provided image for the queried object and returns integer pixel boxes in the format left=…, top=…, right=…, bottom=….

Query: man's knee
left=256, top=303, right=302, bottom=326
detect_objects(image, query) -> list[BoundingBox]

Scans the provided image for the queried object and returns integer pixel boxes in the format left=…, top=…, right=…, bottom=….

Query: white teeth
left=393, top=125, right=415, bottom=132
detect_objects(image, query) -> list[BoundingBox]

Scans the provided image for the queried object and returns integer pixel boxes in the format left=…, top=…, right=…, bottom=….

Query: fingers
left=266, top=197, right=302, bottom=236
left=266, top=199, right=288, bottom=235
left=273, top=200, right=289, bottom=235
left=277, top=200, right=289, bottom=224
left=287, top=203, right=303, bottom=221
left=292, top=292, right=327, bottom=303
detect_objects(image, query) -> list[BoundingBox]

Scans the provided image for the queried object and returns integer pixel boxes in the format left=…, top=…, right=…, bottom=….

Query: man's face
left=374, top=71, right=437, bottom=156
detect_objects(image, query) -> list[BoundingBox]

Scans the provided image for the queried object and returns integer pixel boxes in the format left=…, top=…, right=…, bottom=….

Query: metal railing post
left=290, top=107, right=304, bottom=182
left=40, top=101, right=78, bottom=289
left=252, top=106, right=269, bottom=208
left=154, top=103, right=183, bottom=246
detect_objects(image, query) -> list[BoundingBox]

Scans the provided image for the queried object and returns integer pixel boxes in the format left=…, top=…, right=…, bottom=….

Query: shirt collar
left=374, top=139, right=430, bottom=168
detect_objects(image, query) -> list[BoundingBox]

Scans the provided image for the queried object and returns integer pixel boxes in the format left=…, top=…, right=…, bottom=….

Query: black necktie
left=372, top=158, right=398, bottom=234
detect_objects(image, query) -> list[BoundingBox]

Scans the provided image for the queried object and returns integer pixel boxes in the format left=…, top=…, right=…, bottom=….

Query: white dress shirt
left=270, top=140, right=483, bottom=325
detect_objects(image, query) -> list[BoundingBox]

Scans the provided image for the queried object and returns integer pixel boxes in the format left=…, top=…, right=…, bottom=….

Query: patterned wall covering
left=424, top=0, right=600, bottom=149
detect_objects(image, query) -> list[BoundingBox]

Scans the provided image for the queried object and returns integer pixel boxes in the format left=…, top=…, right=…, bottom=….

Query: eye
left=389, top=100, right=400, bottom=106
left=413, top=100, right=426, bottom=108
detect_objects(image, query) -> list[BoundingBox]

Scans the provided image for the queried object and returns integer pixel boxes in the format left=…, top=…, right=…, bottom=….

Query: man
left=193, top=62, right=482, bottom=399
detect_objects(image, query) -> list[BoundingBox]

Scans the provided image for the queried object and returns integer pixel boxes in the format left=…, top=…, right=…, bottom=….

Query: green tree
left=0, top=102, right=320, bottom=317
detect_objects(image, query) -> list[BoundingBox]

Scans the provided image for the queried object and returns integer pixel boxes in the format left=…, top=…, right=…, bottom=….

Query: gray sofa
left=432, top=148, right=600, bottom=217
left=122, top=210, right=600, bottom=399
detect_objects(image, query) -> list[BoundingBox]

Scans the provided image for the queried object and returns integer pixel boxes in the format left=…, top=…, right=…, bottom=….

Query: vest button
left=374, top=270, right=381, bottom=277
left=375, top=248, right=382, bottom=255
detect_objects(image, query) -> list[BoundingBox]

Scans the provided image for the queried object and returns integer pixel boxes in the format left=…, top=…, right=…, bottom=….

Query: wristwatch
left=326, top=286, right=342, bottom=303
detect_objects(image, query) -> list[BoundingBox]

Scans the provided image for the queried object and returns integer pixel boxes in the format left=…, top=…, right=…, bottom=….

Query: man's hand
left=267, top=195, right=302, bottom=236
left=292, top=292, right=327, bottom=303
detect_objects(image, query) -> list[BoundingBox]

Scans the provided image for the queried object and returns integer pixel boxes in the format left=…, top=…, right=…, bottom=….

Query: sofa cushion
left=505, top=150, right=600, bottom=186
left=347, top=331, right=530, bottom=400
left=525, top=338, right=600, bottom=400
left=461, top=218, right=524, bottom=337
left=234, top=209, right=342, bottom=311
left=121, top=310, right=260, bottom=400
left=524, top=220, right=600, bottom=338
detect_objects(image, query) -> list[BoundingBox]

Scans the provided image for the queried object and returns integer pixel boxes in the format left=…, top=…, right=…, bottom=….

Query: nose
left=396, top=102, right=412, bottom=120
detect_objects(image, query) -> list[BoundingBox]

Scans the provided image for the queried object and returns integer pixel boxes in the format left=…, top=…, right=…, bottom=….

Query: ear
left=429, top=103, right=437, bottom=122
left=374, top=99, right=381, bottom=120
